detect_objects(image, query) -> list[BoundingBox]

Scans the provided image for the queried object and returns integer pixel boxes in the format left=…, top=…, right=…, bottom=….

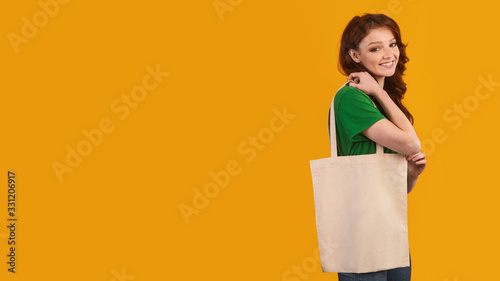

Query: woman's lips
left=379, top=60, right=395, bottom=69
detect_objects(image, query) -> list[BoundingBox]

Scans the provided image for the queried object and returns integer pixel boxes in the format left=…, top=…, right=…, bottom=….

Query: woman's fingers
left=347, top=73, right=361, bottom=88
left=415, top=159, right=426, bottom=165
left=348, top=72, right=363, bottom=81
left=349, top=81, right=359, bottom=89
left=406, top=152, right=426, bottom=163
left=411, top=152, right=425, bottom=161
left=348, top=72, right=364, bottom=81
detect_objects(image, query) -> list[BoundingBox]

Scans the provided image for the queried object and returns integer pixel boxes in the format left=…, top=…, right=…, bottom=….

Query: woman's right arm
left=348, top=72, right=421, bottom=156
left=362, top=91, right=421, bottom=156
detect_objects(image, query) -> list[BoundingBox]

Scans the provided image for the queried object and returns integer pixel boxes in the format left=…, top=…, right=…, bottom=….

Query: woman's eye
left=390, top=43, right=397, bottom=47
left=370, top=47, right=379, bottom=52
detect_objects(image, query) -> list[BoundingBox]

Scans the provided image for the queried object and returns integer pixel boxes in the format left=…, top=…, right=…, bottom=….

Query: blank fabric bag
left=309, top=82, right=410, bottom=273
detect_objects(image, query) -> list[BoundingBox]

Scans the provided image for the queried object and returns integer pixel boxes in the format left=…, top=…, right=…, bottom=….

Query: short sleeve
left=335, top=87, right=386, bottom=141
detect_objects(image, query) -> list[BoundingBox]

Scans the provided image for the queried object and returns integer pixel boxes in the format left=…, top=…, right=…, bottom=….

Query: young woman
left=328, top=13, right=427, bottom=280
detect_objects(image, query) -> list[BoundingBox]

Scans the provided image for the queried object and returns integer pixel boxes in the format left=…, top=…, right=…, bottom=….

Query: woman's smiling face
left=349, top=27, right=400, bottom=85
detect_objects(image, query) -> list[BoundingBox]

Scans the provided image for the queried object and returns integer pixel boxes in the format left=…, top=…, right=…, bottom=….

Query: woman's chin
left=378, top=70, right=396, bottom=78
left=381, top=66, right=397, bottom=76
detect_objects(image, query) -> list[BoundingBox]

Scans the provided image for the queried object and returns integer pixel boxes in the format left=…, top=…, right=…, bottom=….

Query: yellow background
left=1, top=0, right=498, bottom=280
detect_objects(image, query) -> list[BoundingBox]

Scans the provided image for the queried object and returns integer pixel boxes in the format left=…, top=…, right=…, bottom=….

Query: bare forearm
left=374, top=90, right=418, bottom=138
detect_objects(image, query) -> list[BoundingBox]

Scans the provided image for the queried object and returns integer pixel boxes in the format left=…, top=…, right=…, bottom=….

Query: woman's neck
left=375, top=75, right=385, bottom=89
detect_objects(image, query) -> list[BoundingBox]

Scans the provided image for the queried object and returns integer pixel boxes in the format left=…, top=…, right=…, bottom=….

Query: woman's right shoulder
left=334, top=85, right=369, bottom=105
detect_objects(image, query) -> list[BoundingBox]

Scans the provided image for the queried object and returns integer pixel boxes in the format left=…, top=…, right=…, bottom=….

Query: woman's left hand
left=406, top=152, right=427, bottom=179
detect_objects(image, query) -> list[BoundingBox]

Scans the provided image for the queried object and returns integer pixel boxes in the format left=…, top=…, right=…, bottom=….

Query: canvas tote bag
left=309, top=81, right=410, bottom=273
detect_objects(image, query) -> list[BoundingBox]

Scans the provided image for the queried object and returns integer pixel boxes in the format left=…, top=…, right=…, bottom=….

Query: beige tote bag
left=309, top=82, right=410, bottom=273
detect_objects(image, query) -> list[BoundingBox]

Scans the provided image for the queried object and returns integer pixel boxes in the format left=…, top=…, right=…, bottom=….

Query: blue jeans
left=337, top=252, right=411, bottom=281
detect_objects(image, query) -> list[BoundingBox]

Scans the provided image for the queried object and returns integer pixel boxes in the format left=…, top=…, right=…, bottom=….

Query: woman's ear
left=348, top=49, right=361, bottom=63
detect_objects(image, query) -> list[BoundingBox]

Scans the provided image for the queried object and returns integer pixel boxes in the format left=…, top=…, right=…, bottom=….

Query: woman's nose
left=383, top=47, right=395, bottom=58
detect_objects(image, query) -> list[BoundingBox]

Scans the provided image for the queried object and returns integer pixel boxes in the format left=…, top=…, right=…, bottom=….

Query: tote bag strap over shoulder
left=329, top=82, right=384, bottom=158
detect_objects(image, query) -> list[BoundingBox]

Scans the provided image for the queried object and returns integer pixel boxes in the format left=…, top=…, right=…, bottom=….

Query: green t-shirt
left=328, top=85, right=398, bottom=156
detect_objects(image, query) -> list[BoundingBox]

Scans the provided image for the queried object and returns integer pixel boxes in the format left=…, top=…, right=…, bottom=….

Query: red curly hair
left=338, top=13, right=413, bottom=124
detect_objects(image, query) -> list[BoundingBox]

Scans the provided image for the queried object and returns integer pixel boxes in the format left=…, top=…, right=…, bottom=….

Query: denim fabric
left=337, top=252, right=411, bottom=281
